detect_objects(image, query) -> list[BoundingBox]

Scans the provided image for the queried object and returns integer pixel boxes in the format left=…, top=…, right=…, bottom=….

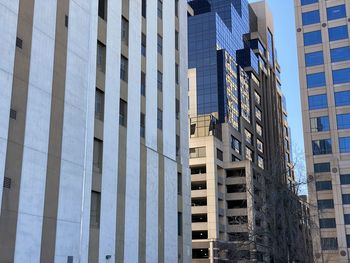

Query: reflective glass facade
left=304, top=30, right=322, bottom=46
left=305, top=51, right=324, bottom=67
left=301, top=0, right=318, bottom=5
left=335, top=91, right=350, bottom=107
left=327, top=5, right=346, bottom=21
left=337, top=114, right=350, bottom=130
left=306, top=72, right=326, bottom=88
left=329, top=25, right=348, bottom=41
left=302, top=10, right=320, bottom=25
left=310, top=116, right=330, bottom=132
left=308, top=94, right=328, bottom=110
left=333, top=68, right=350, bottom=85
left=330, top=46, right=350, bottom=63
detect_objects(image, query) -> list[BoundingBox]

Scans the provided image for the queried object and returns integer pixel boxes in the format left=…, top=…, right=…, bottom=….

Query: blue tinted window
left=301, top=0, right=318, bottom=5
left=310, top=116, right=330, bottom=132
left=308, top=94, right=327, bottom=110
left=331, top=46, right=350, bottom=63
left=341, top=174, right=350, bottom=184
left=319, top=218, right=336, bottom=228
left=343, top=194, right=350, bottom=204
left=305, top=51, right=324, bottom=67
left=333, top=68, right=350, bottom=85
left=318, top=199, right=334, bottom=209
left=329, top=25, right=348, bottom=41
left=314, top=162, right=331, bottom=173
left=339, top=137, right=350, bottom=153
left=335, top=91, right=350, bottom=106
left=327, top=5, right=346, bottom=21
left=316, top=181, right=332, bottom=191
left=337, top=114, right=350, bottom=129
left=312, top=139, right=332, bottom=155
left=307, top=72, right=326, bottom=88
left=302, top=10, right=320, bottom=25
left=345, top=214, right=350, bottom=224
left=304, top=30, right=322, bottom=46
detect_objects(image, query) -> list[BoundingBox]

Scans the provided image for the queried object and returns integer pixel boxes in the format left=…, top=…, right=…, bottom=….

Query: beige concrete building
left=0, top=0, right=191, bottom=262
left=295, top=0, right=350, bottom=262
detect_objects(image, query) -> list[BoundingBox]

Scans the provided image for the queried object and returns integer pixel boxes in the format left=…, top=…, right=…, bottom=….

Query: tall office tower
left=0, top=0, right=191, bottom=262
left=295, top=0, right=350, bottom=262
left=188, top=0, right=312, bottom=262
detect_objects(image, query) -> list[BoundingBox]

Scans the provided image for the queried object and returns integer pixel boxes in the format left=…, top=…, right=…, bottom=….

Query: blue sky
left=248, top=0, right=306, bottom=176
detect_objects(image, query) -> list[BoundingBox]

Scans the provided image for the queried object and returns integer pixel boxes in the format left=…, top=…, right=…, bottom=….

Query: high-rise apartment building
left=0, top=0, right=191, bottom=262
left=188, top=0, right=312, bottom=262
left=295, top=0, right=350, bottom=262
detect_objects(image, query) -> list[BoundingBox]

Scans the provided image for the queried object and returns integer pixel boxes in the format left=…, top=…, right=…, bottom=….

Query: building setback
left=188, top=0, right=312, bottom=262
left=0, top=0, right=191, bottom=262
left=295, top=0, right=350, bottom=262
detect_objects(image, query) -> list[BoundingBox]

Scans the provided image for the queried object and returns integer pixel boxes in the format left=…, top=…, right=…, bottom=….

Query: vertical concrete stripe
left=146, top=148, right=159, bottom=263
left=158, top=156, right=165, bottom=263
left=145, top=0, right=158, bottom=151
left=179, top=0, right=191, bottom=261
left=0, top=0, right=35, bottom=261
left=98, top=0, right=122, bottom=261
left=0, top=0, right=19, bottom=211
left=54, top=0, right=98, bottom=261
left=40, top=0, right=70, bottom=261
left=138, top=145, right=147, bottom=263
left=123, top=0, right=142, bottom=261
left=14, top=0, right=58, bottom=261
left=162, top=0, right=176, bottom=159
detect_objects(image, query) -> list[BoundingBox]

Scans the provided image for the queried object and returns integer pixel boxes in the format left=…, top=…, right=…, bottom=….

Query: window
left=175, top=63, right=179, bottom=84
left=347, top=235, right=350, bottom=248
left=141, top=33, right=146, bottom=56
left=345, top=214, right=350, bottom=224
left=192, top=214, right=207, bottom=223
left=339, top=137, right=350, bottom=153
left=227, top=200, right=247, bottom=209
left=335, top=91, right=350, bottom=106
left=189, top=147, right=206, bottom=158
left=231, top=136, right=241, bottom=154
left=176, top=135, right=180, bottom=156
left=304, top=30, right=322, bottom=46
left=306, top=72, right=326, bottom=88
left=142, top=0, right=146, bottom=18
left=340, top=174, right=350, bottom=185
left=175, top=30, right=179, bottom=50
left=256, top=123, right=263, bottom=137
left=321, top=238, right=338, bottom=250
left=255, top=107, right=262, bottom=121
left=10, top=109, right=17, bottom=120
left=308, top=94, right=327, bottom=110
left=302, top=10, right=320, bottom=25
left=178, top=173, right=182, bottom=195
left=318, top=199, right=334, bottom=209
left=157, top=34, right=163, bottom=55
left=227, top=184, right=246, bottom=193
left=337, top=114, right=350, bottom=129
left=301, top=0, right=318, bottom=5
left=93, top=138, right=103, bottom=172
left=157, top=108, right=163, bottom=130
left=330, top=46, right=350, bottom=63
left=343, top=194, right=350, bottom=204
left=157, top=0, right=162, bottom=18
left=310, top=116, right=329, bottom=132
left=314, top=162, right=330, bottom=173
left=178, top=212, right=182, bottom=236
left=227, top=216, right=248, bottom=225
left=98, top=0, right=107, bottom=20
left=141, top=72, right=146, bottom=96
left=121, top=17, right=128, bottom=45
left=95, top=89, right=104, bottom=121
left=312, top=139, right=332, bottom=155
left=192, top=249, right=208, bottom=259
left=258, top=155, right=264, bottom=169
left=316, top=181, right=332, bottom=191
left=319, top=218, right=336, bottom=228
left=192, top=230, right=208, bottom=239
left=90, top=191, right=101, bottom=228
left=97, top=41, right=106, bottom=73
left=119, top=99, right=127, bottom=127
left=327, top=5, right=346, bottom=21
left=140, top=113, right=145, bottom=138
left=254, top=91, right=261, bottom=105
left=257, top=140, right=263, bottom=153
left=176, top=99, right=180, bottom=119
left=157, top=71, right=163, bottom=91
left=245, top=147, right=253, bottom=161
left=120, top=55, right=128, bottom=82
left=329, top=25, right=348, bottom=41
left=333, top=68, right=350, bottom=85
left=217, top=149, right=223, bottom=161
left=305, top=51, right=323, bottom=67
left=175, top=0, right=179, bottom=17
left=244, top=129, right=253, bottom=145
